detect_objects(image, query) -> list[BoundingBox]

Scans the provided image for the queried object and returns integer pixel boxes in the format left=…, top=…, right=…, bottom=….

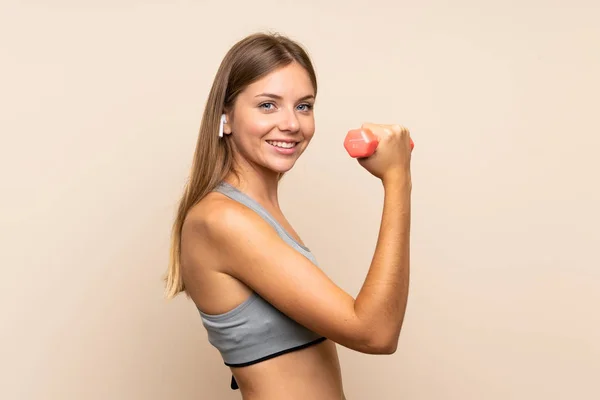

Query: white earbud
left=218, top=114, right=227, bottom=138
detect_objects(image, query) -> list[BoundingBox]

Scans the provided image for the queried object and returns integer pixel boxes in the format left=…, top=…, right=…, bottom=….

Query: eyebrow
left=255, top=92, right=315, bottom=101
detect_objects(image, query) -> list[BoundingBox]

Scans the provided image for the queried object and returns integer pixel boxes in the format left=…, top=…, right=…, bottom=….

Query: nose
left=278, top=107, right=300, bottom=133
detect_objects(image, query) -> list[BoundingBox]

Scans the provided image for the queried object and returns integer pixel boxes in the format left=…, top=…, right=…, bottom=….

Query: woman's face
left=224, top=61, right=316, bottom=175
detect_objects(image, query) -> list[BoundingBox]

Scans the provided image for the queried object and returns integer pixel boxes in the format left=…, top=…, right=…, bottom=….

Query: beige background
left=2, top=1, right=599, bottom=399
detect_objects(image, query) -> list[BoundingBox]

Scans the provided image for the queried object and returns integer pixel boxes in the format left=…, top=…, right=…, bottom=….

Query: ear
left=222, top=113, right=232, bottom=135
left=218, top=114, right=230, bottom=138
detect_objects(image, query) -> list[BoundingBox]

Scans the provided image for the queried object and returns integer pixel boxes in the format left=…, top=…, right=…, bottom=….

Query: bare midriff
left=231, top=339, right=346, bottom=400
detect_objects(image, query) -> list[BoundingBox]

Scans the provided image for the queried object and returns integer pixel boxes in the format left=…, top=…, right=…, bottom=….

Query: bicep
left=200, top=204, right=374, bottom=352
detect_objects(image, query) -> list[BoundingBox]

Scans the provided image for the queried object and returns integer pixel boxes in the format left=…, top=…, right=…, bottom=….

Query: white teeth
left=268, top=141, right=296, bottom=149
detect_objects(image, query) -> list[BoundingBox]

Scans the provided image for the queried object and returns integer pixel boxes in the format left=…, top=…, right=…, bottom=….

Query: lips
left=266, top=140, right=298, bottom=149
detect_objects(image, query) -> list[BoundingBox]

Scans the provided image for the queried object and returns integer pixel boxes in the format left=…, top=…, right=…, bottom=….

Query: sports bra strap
left=213, top=181, right=311, bottom=253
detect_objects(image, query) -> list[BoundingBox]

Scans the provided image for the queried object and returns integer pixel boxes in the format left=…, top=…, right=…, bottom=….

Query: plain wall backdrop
left=1, top=1, right=599, bottom=399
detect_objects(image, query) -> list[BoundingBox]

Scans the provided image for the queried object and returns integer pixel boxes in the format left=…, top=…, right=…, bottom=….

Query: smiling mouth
left=266, top=140, right=298, bottom=149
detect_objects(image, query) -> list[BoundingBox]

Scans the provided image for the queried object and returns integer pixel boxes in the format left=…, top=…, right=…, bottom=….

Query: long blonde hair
left=164, top=32, right=318, bottom=299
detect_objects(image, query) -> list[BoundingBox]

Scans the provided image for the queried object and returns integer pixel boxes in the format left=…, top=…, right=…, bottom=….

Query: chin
left=261, top=142, right=306, bottom=173
left=266, top=159, right=298, bottom=174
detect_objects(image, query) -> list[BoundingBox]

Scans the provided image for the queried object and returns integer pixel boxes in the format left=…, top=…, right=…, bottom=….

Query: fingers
left=361, top=123, right=410, bottom=139
left=360, top=122, right=381, bottom=134
left=391, top=124, right=410, bottom=136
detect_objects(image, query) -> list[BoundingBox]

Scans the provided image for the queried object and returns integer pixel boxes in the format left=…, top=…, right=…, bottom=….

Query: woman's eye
left=259, top=102, right=275, bottom=110
left=297, top=103, right=313, bottom=112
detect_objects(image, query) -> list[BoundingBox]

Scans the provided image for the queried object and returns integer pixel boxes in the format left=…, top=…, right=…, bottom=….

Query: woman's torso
left=182, top=182, right=346, bottom=399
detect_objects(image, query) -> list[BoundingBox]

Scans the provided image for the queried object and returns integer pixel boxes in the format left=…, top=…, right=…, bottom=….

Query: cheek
left=241, top=117, right=276, bottom=140
left=302, top=120, right=316, bottom=140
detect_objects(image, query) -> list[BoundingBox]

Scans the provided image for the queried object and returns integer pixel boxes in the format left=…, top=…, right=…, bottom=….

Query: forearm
left=354, top=172, right=412, bottom=349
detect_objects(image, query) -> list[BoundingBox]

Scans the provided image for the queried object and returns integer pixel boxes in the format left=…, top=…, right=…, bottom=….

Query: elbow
left=382, top=338, right=399, bottom=354
left=362, top=328, right=401, bottom=355
left=346, top=313, right=406, bottom=355
left=372, top=337, right=399, bottom=355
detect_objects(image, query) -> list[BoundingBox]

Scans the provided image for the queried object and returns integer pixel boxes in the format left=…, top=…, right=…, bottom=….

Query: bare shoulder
left=180, top=192, right=233, bottom=267
left=181, top=191, right=266, bottom=265
left=182, top=191, right=244, bottom=247
left=179, top=192, right=260, bottom=312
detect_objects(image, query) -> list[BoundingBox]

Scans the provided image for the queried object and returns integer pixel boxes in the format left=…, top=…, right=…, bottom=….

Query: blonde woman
left=165, top=32, right=413, bottom=399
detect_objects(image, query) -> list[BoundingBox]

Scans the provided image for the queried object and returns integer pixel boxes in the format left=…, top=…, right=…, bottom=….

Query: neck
left=224, top=162, right=282, bottom=209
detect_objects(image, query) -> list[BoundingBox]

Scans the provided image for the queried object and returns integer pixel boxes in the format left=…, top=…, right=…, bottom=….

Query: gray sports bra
left=198, top=181, right=326, bottom=390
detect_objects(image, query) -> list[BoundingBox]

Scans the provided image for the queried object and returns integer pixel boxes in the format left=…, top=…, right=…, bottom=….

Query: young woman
left=164, top=32, right=413, bottom=399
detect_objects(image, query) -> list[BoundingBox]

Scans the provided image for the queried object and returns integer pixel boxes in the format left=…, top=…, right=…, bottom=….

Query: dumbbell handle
left=344, top=128, right=414, bottom=158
